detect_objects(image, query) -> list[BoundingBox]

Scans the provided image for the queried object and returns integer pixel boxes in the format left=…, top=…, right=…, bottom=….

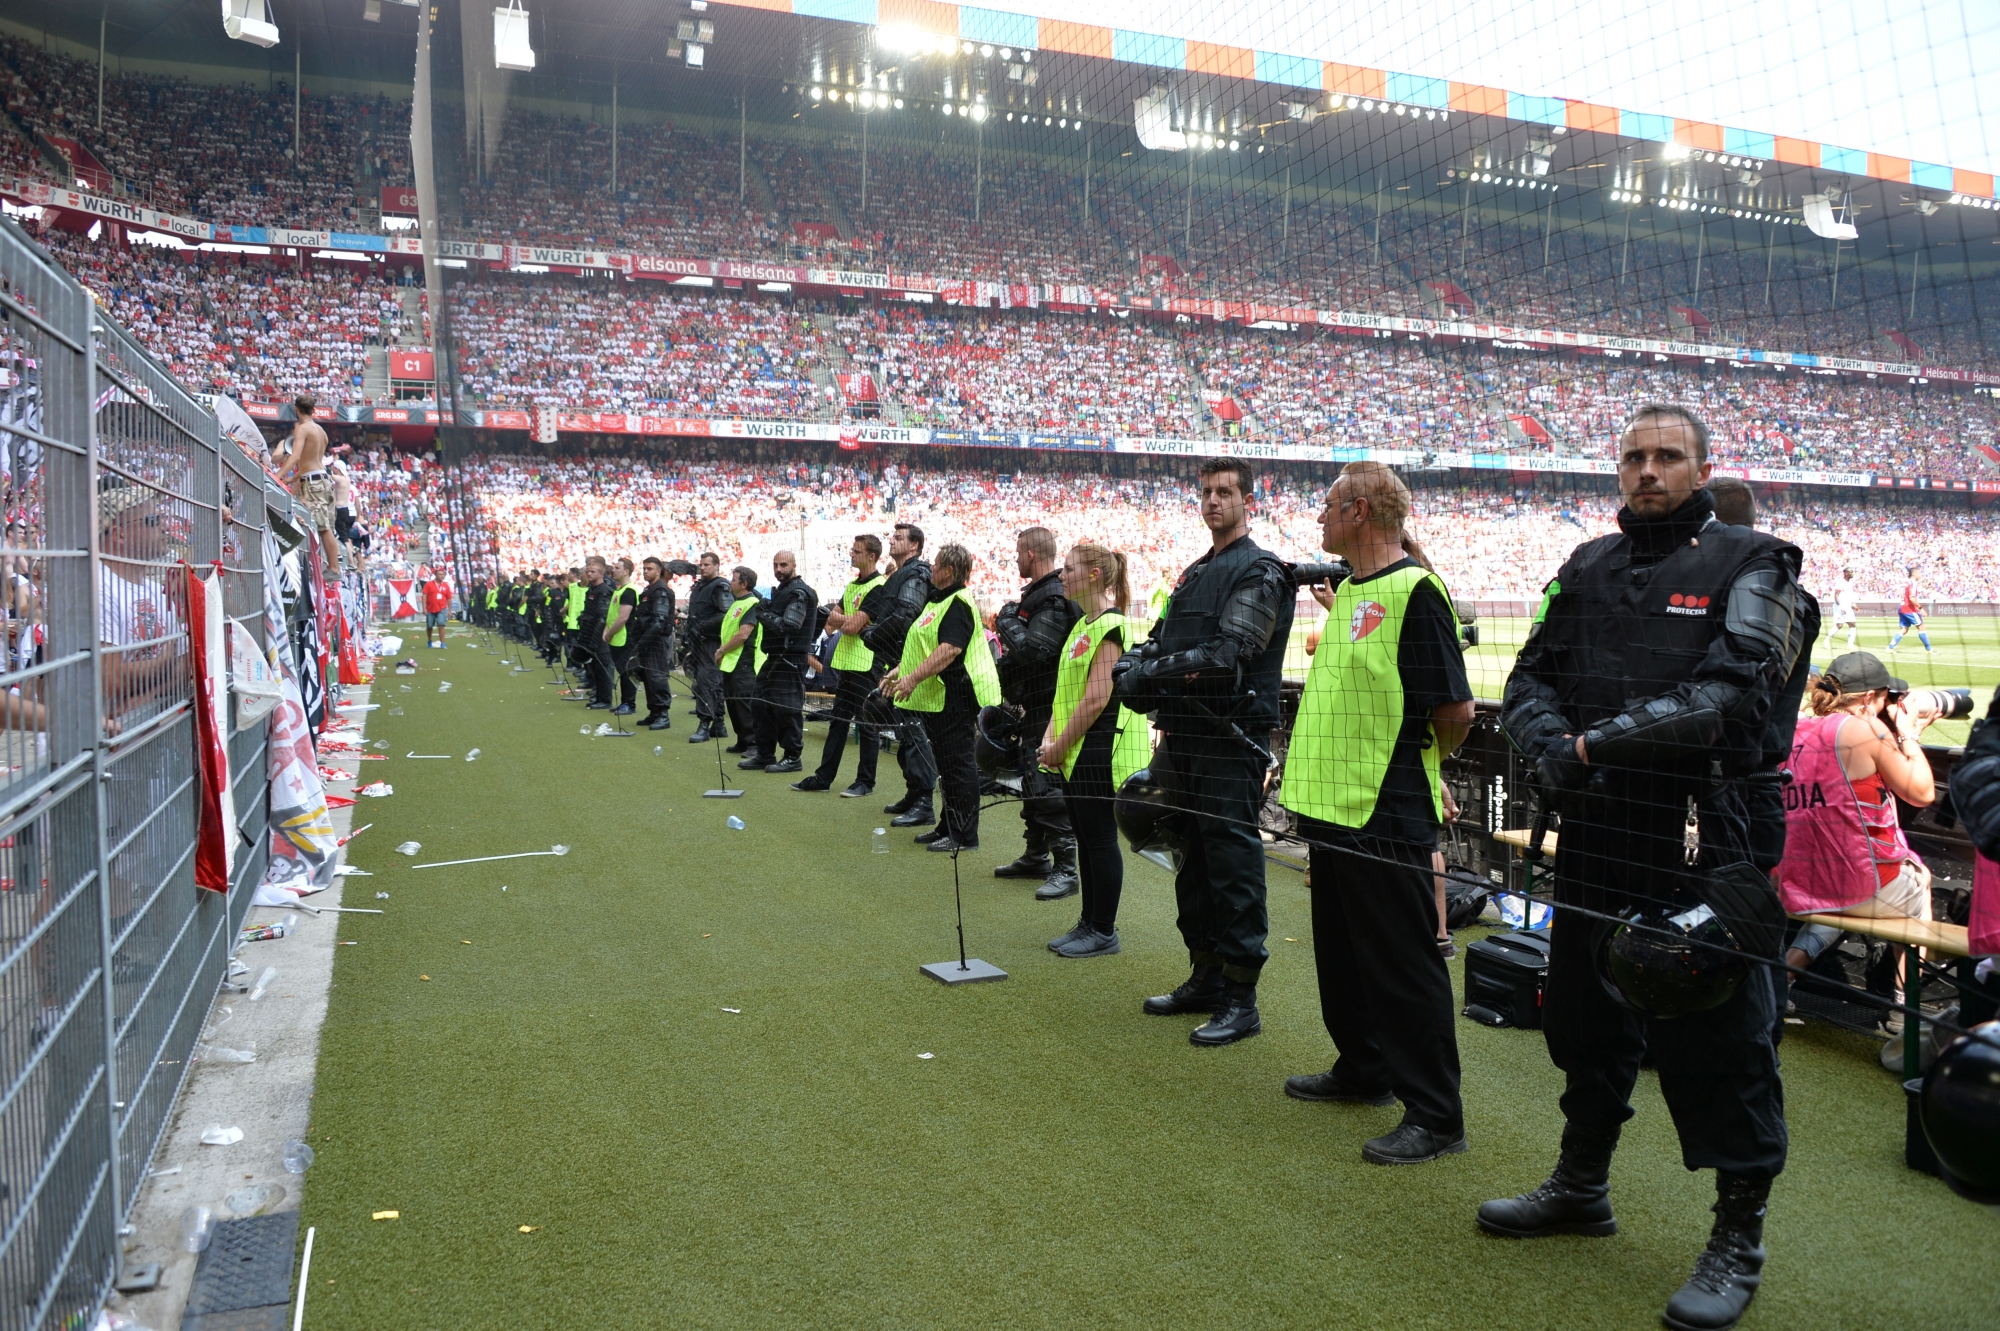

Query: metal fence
left=0, top=216, right=284, bottom=1331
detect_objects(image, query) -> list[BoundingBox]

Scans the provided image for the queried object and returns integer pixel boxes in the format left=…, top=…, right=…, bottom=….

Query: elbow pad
left=1724, top=561, right=1800, bottom=663
left=1582, top=684, right=1733, bottom=768
left=994, top=604, right=1028, bottom=655
left=1019, top=605, right=1073, bottom=664
left=779, top=598, right=811, bottom=636
left=1216, top=564, right=1289, bottom=656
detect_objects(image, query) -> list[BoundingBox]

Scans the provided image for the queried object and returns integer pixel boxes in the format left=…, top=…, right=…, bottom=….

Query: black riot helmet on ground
left=1920, top=1019, right=2000, bottom=1204
left=1595, top=901, right=1751, bottom=1019
left=1115, top=768, right=1186, bottom=874
left=975, top=705, right=1022, bottom=784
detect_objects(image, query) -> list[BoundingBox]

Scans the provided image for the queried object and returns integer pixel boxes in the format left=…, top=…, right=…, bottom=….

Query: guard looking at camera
left=685, top=553, right=733, bottom=744
left=750, top=550, right=818, bottom=774
left=630, top=557, right=677, bottom=730
left=1483, top=403, right=1810, bottom=1331
left=867, top=524, right=940, bottom=829
left=1116, top=457, right=1295, bottom=1048
left=995, top=526, right=1081, bottom=899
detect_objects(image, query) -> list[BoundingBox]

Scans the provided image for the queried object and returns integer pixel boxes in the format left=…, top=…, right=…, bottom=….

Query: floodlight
left=222, top=0, right=279, bottom=47
left=893, top=98, right=903, bottom=109
left=971, top=104, right=987, bottom=122
left=685, top=42, right=704, bottom=68
left=980, top=44, right=993, bottom=57
left=810, top=86, right=822, bottom=100
left=494, top=0, right=535, bottom=71
left=999, top=48, right=1011, bottom=59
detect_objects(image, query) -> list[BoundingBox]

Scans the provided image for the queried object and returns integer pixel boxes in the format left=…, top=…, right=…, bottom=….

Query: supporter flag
left=1667, top=306, right=1713, bottom=340
left=838, top=425, right=862, bottom=451
left=1978, top=444, right=2000, bottom=466
left=1505, top=414, right=1554, bottom=445
left=835, top=373, right=878, bottom=403
left=186, top=563, right=235, bottom=894
left=1878, top=330, right=1922, bottom=362
left=1420, top=280, right=1477, bottom=317
left=258, top=529, right=338, bottom=898
left=389, top=578, right=421, bottom=617
left=1212, top=397, right=1244, bottom=423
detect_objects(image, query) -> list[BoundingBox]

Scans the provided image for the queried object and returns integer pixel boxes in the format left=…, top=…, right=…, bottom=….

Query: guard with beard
left=867, top=524, right=940, bottom=829
left=1115, top=457, right=1294, bottom=1047
left=685, top=553, right=732, bottom=743
left=578, top=557, right=615, bottom=710
left=793, top=534, right=888, bottom=796
left=630, top=556, right=677, bottom=730
left=1480, top=404, right=1809, bottom=1331
left=994, top=526, right=1081, bottom=899
left=749, top=550, right=818, bottom=773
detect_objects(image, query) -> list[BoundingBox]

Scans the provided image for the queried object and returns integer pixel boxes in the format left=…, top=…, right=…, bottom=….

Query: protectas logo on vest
left=1349, top=601, right=1388, bottom=642
left=1665, top=592, right=1713, bottom=617
left=1068, top=630, right=1094, bottom=660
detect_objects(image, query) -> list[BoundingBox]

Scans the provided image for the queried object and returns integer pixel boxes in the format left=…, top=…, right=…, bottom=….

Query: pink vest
left=1777, top=713, right=1918, bottom=914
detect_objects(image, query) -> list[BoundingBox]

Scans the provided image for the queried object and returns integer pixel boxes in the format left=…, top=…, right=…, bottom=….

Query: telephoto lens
left=1906, top=688, right=1976, bottom=721
left=1289, top=560, right=1352, bottom=588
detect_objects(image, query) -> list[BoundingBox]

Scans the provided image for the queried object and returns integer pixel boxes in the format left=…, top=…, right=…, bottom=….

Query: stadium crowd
left=0, top=39, right=1992, bottom=376
left=427, top=450, right=2000, bottom=619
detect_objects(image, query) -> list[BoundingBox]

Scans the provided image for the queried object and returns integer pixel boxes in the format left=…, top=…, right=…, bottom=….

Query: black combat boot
left=1142, top=966, right=1227, bottom=1016
left=1477, top=1124, right=1620, bottom=1238
left=993, top=831, right=1052, bottom=879
left=1034, top=839, right=1080, bottom=901
left=1661, top=1173, right=1770, bottom=1331
left=1190, top=981, right=1261, bottom=1046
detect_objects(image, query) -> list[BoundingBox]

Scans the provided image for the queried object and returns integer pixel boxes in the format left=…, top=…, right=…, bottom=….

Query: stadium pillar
left=973, top=118, right=981, bottom=223
left=1542, top=195, right=1554, bottom=273
left=1281, top=162, right=1291, bottom=255
left=739, top=97, right=746, bottom=202
left=1830, top=237, right=1843, bottom=311
left=1184, top=151, right=1195, bottom=256
left=295, top=45, right=302, bottom=163
left=1081, top=131, right=1091, bottom=221
left=1909, top=248, right=1921, bottom=324
left=96, top=15, right=104, bottom=130
left=1372, top=174, right=1382, bottom=266
left=611, top=70, right=619, bottom=194
left=861, top=110, right=868, bottom=217
left=1619, top=209, right=1632, bottom=286
left=1693, top=220, right=1705, bottom=303
left=1764, top=224, right=1774, bottom=306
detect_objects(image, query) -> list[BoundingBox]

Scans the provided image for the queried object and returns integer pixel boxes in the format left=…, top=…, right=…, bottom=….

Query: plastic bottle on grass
left=726, top=815, right=745, bottom=830
left=872, top=828, right=889, bottom=854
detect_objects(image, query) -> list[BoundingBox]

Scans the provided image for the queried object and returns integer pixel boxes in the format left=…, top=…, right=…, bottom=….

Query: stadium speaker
left=1802, top=192, right=1859, bottom=240
left=1134, top=88, right=1187, bottom=152
left=221, top=0, right=280, bottom=48
left=494, top=0, right=537, bottom=72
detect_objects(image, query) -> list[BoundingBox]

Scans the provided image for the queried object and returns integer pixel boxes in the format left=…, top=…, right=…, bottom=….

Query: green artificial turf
left=298, top=632, right=1997, bottom=1330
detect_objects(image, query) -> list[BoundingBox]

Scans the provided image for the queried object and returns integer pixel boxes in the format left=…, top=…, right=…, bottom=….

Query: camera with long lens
left=1899, top=687, right=1976, bottom=722
left=1289, top=560, right=1351, bottom=589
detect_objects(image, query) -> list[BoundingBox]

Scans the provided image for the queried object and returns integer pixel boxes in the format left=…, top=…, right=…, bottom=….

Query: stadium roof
left=6, top=0, right=1994, bottom=269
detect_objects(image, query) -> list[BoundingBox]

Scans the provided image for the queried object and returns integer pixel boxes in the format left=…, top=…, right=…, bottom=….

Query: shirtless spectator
left=277, top=394, right=340, bottom=572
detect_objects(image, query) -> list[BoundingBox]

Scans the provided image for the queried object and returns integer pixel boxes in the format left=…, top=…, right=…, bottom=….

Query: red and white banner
left=187, top=563, right=235, bottom=893
left=389, top=578, right=420, bottom=618
left=389, top=348, right=434, bottom=380
left=42, top=136, right=114, bottom=192
left=381, top=185, right=419, bottom=216
left=835, top=372, right=877, bottom=402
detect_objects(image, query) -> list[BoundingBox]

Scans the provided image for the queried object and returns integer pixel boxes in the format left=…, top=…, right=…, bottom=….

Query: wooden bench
left=1492, top=831, right=1976, bottom=1074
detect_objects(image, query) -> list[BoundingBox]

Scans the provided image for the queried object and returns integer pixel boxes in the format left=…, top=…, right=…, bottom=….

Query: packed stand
left=0, top=35, right=408, bottom=229
left=448, top=277, right=827, bottom=415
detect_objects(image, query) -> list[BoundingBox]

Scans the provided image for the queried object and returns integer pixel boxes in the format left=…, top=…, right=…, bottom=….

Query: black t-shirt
left=1311, top=561, right=1471, bottom=850
left=935, top=594, right=979, bottom=714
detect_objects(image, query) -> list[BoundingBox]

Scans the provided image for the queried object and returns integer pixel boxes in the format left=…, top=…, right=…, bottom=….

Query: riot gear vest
left=1536, top=509, right=1797, bottom=785
left=1153, top=534, right=1292, bottom=735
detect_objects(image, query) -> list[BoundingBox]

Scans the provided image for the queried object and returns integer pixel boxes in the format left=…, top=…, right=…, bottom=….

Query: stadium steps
left=742, top=154, right=779, bottom=216
left=364, top=347, right=389, bottom=404
left=802, top=150, right=857, bottom=242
